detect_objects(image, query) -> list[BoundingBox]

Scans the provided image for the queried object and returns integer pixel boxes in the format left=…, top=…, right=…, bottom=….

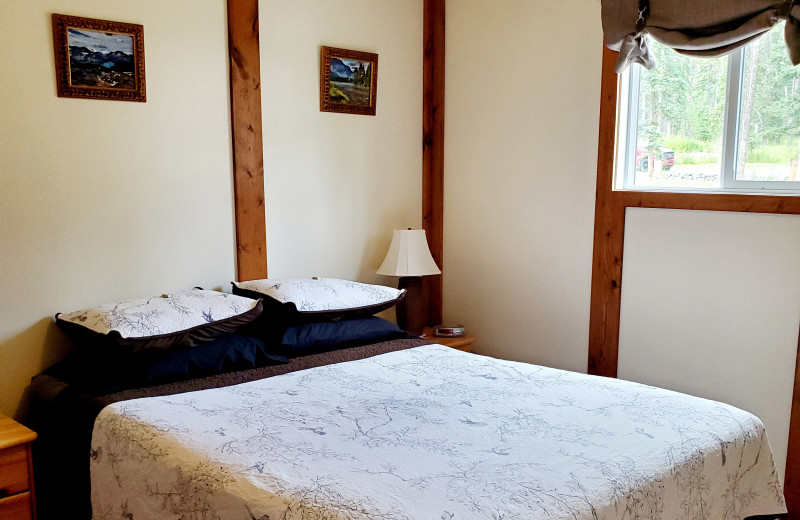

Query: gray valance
left=602, top=0, right=800, bottom=72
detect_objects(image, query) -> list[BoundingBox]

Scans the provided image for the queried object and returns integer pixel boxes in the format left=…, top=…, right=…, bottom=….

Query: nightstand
left=422, top=326, right=476, bottom=353
left=0, top=416, right=37, bottom=520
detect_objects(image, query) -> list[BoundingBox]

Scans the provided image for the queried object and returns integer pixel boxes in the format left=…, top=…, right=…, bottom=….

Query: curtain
left=603, top=0, right=800, bottom=72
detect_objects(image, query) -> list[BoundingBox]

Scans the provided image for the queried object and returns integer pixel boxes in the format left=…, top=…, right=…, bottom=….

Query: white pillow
left=56, top=288, right=262, bottom=351
left=232, top=278, right=404, bottom=317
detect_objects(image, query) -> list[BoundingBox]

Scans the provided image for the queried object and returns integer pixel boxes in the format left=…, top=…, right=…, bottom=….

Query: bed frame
left=223, top=1, right=799, bottom=516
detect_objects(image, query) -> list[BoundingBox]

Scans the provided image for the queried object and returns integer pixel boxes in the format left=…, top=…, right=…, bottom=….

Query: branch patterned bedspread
left=91, top=345, right=786, bottom=520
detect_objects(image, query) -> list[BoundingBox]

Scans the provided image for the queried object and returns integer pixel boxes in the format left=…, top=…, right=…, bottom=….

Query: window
left=616, top=23, right=800, bottom=192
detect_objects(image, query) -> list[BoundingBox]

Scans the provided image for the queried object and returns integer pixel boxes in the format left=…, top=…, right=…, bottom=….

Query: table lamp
left=377, top=229, right=441, bottom=335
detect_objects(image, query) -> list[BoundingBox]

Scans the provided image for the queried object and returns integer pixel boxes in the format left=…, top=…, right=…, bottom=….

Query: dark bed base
left=29, top=336, right=428, bottom=520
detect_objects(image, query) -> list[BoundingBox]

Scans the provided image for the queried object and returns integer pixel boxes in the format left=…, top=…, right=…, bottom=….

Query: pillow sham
left=277, top=317, right=406, bottom=356
left=44, top=333, right=287, bottom=394
left=55, top=288, right=262, bottom=352
left=232, top=278, right=404, bottom=323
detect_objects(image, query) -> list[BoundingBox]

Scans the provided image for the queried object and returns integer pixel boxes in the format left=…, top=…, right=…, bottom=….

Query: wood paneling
left=422, top=0, right=445, bottom=325
left=227, top=0, right=267, bottom=282
left=589, top=44, right=800, bottom=515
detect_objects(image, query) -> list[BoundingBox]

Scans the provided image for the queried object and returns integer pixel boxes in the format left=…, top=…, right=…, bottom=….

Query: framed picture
left=52, top=14, right=146, bottom=102
left=320, top=46, right=378, bottom=116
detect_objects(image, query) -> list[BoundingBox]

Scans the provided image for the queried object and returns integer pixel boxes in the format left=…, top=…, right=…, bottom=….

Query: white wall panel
left=619, top=208, right=800, bottom=480
left=260, top=0, right=422, bottom=287
left=0, top=0, right=235, bottom=418
left=442, top=0, right=602, bottom=372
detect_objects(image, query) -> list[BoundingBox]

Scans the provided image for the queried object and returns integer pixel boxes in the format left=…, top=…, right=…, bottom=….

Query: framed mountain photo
left=320, top=46, right=378, bottom=116
left=52, top=14, right=146, bottom=102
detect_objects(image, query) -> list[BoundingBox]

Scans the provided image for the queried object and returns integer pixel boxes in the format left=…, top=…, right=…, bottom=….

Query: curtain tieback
left=635, top=0, right=650, bottom=32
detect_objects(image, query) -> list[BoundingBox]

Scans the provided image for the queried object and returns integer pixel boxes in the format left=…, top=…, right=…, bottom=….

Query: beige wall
left=443, top=0, right=602, bottom=372
left=619, top=209, right=800, bottom=480
left=259, top=0, right=423, bottom=287
left=0, top=0, right=236, bottom=418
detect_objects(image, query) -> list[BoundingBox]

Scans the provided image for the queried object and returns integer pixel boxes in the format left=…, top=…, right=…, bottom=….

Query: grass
left=663, top=136, right=716, bottom=153
left=329, top=84, right=349, bottom=103
left=747, top=143, right=798, bottom=164
left=676, top=152, right=719, bottom=165
left=663, top=137, right=798, bottom=165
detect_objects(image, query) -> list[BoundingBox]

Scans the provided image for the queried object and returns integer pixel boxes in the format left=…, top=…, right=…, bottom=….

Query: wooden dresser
left=0, top=415, right=37, bottom=520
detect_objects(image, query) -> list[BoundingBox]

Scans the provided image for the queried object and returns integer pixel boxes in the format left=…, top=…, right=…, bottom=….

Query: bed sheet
left=91, top=344, right=787, bottom=520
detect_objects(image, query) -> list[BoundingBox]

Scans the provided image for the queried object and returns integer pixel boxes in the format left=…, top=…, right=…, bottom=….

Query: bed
left=28, top=334, right=423, bottom=519
left=75, top=342, right=787, bottom=520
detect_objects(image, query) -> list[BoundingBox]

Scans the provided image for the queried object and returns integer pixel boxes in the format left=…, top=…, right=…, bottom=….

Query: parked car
left=636, top=145, right=675, bottom=171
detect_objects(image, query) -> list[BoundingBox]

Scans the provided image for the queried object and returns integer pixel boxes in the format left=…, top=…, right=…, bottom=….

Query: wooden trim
left=589, top=45, right=800, bottom=515
left=623, top=190, right=800, bottom=214
left=422, top=0, right=445, bottom=325
left=227, top=0, right=267, bottom=282
left=787, top=326, right=800, bottom=518
left=588, top=48, right=625, bottom=378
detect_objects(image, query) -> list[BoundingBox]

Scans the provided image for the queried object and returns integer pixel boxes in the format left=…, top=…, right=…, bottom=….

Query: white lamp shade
left=377, top=229, right=441, bottom=277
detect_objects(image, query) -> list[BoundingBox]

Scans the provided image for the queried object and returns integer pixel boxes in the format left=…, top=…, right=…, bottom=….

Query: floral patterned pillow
left=56, top=288, right=262, bottom=352
left=232, top=278, right=405, bottom=322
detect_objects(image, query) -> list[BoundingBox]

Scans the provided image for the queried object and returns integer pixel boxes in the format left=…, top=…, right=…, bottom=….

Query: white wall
left=619, top=208, right=800, bottom=480
left=0, top=0, right=236, bottom=419
left=259, top=0, right=423, bottom=286
left=443, top=0, right=602, bottom=372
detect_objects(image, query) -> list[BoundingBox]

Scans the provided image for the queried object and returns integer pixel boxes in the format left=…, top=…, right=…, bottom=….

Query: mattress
left=90, top=344, right=787, bottom=520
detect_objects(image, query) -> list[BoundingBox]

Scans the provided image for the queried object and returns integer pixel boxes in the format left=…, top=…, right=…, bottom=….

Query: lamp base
left=396, top=276, right=428, bottom=336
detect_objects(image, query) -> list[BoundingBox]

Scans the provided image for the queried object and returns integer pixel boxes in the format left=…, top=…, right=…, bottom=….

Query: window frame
left=617, top=42, right=800, bottom=193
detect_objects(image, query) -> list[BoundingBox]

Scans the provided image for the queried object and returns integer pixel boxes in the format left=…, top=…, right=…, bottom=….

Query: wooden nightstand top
left=421, top=327, right=475, bottom=353
left=0, top=416, right=37, bottom=451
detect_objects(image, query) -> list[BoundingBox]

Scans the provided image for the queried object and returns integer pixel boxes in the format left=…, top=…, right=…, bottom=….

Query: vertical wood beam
left=588, top=47, right=625, bottom=378
left=787, top=326, right=800, bottom=519
left=422, top=0, right=445, bottom=325
left=227, top=0, right=267, bottom=281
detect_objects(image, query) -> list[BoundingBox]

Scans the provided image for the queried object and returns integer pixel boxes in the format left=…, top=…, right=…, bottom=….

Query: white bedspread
left=91, top=345, right=786, bottom=520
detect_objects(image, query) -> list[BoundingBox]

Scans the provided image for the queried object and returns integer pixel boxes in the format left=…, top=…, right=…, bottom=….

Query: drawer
left=0, top=445, right=30, bottom=498
left=0, top=491, right=32, bottom=520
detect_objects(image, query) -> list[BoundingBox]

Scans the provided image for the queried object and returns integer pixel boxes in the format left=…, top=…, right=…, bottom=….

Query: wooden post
left=422, top=0, right=445, bottom=325
left=227, top=0, right=267, bottom=281
left=588, top=47, right=625, bottom=378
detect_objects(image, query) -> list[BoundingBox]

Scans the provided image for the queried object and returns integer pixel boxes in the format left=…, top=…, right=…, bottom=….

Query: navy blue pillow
left=131, top=334, right=287, bottom=384
left=44, top=334, right=288, bottom=394
left=279, top=317, right=404, bottom=356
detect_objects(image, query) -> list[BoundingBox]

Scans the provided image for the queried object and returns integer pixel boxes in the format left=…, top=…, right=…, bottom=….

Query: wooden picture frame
left=320, top=46, right=378, bottom=116
left=52, top=14, right=146, bottom=102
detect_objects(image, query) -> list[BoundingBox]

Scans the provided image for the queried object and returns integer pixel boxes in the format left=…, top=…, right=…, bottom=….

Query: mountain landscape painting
left=329, top=57, right=372, bottom=106
left=67, top=28, right=135, bottom=89
left=52, top=14, right=146, bottom=102
left=320, top=46, right=378, bottom=116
